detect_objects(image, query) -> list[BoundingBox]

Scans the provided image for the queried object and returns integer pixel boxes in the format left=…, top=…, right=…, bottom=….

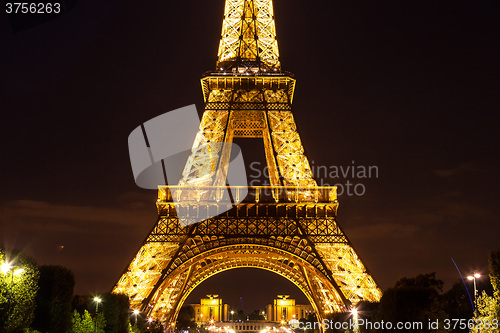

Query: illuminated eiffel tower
left=113, top=0, right=382, bottom=327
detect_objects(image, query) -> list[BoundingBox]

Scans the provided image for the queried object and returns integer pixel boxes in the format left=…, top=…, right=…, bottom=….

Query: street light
left=1, top=262, right=24, bottom=333
left=231, top=310, right=234, bottom=321
left=133, top=309, right=140, bottom=325
left=93, top=297, right=102, bottom=333
left=1, top=262, right=12, bottom=273
left=468, top=272, right=481, bottom=316
left=351, top=308, right=359, bottom=333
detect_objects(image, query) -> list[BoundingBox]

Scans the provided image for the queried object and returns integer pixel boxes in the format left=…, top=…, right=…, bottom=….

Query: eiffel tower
left=113, top=0, right=382, bottom=327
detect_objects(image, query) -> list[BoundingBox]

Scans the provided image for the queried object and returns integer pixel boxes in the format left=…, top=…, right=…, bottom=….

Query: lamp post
left=93, top=297, right=102, bottom=333
left=1, top=262, right=24, bottom=333
left=133, top=309, right=140, bottom=326
left=231, top=310, right=234, bottom=322
left=467, top=272, right=481, bottom=316
left=351, top=308, right=359, bottom=333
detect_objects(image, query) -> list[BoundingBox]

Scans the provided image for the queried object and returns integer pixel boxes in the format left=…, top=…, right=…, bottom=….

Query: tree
left=470, top=249, right=500, bottom=333
left=0, top=248, right=40, bottom=333
left=177, top=306, right=196, bottom=331
left=69, top=309, right=105, bottom=333
left=469, top=291, right=499, bottom=333
left=100, top=293, right=130, bottom=333
left=248, top=309, right=265, bottom=321
left=440, top=281, right=473, bottom=332
left=325, top=312, right=349, bottom=333
left=128, top=314, right=146, bottom=333
left=393, top=272, right=444, bottom=291
left=69, top=310, right=95, bottom=333
left=72, top=295, right=91, bottom=314
left=355, top=301, right=379, bottom=333
left=236, top=309, right=245, bottom=321
left=490, top=249, right=500, bottom=321
left=129, top=322, right=141, bottom=333
left=32, top=265, right=75, bottom=333
left=97, top=312, right=107, bottom=333
left=375, top=273, right=447, bottom=333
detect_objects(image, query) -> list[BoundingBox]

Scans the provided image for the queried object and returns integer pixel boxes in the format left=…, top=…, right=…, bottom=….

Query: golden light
left=474, top=273, right=481, bottom=279
left=468, top=276, right=474, bottom=280
left=133, top=310, right=140, bottom=315
left=1, top=262, right=12, bottom=274
left=94, top=297, right=102, bottom=303
left=13, top=268, right=24, bottom=276
left=110, top=0, right=383, bottom=317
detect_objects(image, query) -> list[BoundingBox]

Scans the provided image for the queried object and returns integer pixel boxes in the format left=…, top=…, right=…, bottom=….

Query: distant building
left=266, top=295, right=314, bottom=322
left=189, top=295, right=228, bottom=325
left=209, top=321, right=282, bottom=333
left=188, top=294, right=314, bottom=327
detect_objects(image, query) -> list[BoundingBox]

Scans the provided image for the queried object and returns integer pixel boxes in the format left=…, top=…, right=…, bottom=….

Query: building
left=188, top=294, right=313, bottom=326
left=189, top=295, right=228, bottom=325
left=209, top=321, right=283, bottom=333
left=266, top=295, right=315, bottom=322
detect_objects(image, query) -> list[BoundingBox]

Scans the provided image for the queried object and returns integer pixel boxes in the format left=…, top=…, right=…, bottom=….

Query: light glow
left=1, top=262, right=12, bottom=273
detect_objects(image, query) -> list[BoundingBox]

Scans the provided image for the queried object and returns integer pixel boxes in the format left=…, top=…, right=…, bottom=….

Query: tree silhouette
left=32, top=265, right=75, bottom=333
left=0, top=248, right=40, bottom=332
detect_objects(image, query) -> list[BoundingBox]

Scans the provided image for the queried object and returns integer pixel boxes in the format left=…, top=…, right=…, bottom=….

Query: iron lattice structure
left=113, top=0, right=382, bottom=327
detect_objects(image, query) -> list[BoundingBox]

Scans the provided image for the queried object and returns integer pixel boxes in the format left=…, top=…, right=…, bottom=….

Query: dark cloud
left=433, top=163, right=477, bottom=178
left=0, top=193, right=158, bottom=294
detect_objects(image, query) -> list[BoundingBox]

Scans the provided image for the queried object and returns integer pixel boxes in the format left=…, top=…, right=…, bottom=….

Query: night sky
left=1, top=0, right=499, bottom=313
